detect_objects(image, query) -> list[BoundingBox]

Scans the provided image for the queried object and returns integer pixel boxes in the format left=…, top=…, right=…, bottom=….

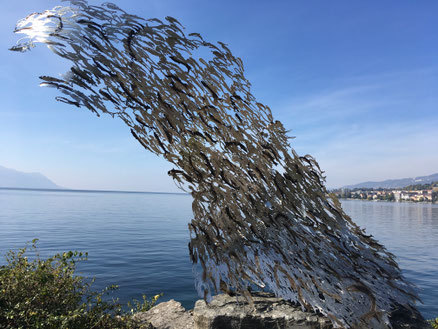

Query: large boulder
left=134, top=293, right=431, bottom=329
left=133, top=299, right=194, bottom=329
left=193, top=293, right=431, bottom=329
left=193, top=292, right=333, bottom=329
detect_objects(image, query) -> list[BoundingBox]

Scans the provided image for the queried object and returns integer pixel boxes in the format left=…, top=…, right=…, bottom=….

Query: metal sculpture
left=11, top=1, right=420, bottom=327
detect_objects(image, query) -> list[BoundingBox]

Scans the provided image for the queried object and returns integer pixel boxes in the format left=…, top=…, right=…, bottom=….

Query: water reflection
left=341, top=200, right=438, bottom=318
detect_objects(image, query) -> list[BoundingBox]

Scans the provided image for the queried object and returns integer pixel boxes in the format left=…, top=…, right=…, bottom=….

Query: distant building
left=333, top=185, right=436, bottom=202
left=423, top=190, right=433, bottom=201
left=399, top=190, right=432, bottom=202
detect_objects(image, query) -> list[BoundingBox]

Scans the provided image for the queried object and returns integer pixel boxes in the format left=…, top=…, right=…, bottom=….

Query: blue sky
left=1, top=0, right=437, bottom=191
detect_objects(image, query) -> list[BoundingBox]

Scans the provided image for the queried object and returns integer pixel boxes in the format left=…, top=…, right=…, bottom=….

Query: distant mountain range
left=0, top=165, right=61, bottom=189
left=342, top=173, right=438, bottom=189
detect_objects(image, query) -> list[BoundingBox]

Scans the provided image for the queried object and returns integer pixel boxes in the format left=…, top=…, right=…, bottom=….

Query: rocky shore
left=133, top=292, right=431, bottom=329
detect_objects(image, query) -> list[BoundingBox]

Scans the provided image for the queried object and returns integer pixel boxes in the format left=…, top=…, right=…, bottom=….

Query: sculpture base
left=134, top=292, right=430, bottom=329
left=194, top=292, right=332, bottom=329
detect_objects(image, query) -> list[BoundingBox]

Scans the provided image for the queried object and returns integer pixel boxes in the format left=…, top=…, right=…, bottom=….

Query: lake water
left=340, top=199, right=438, bottom=319
left=0, top=189, right=437, bottom=319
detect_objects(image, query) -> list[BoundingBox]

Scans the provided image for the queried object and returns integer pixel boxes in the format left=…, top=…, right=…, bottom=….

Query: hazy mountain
left=0, top=165, right=61, bottom=189
left=343, top=173, right=438, bottom=189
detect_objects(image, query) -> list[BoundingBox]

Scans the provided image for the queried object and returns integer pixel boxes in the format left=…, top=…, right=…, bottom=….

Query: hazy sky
left=1, top=0, right=437, bottom=192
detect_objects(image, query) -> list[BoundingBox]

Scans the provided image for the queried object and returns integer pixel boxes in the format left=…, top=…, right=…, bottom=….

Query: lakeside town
left=333, top=182, right=438, bottom=203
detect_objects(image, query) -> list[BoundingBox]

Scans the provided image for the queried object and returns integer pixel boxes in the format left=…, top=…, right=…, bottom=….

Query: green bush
left=430, top=318, right=438, bottom=329
left=0, top=239, right=160, bottom=329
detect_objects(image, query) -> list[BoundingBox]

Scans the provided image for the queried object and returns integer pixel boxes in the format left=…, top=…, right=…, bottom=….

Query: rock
left=193, top=292, right=333, bottom=329
left=134, top=294, right=431, bottom=329
left=133, top=299, right=194, bottom=329
left=193, top=293, right=431, bottom=329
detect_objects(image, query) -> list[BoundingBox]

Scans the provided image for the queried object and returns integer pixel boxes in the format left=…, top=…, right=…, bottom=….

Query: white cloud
left=274, top=68, right=438, bottom=188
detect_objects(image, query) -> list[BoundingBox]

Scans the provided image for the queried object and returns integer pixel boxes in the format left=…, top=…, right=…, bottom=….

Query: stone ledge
left=194, top=292, right=332, bottom=329
left=133, top=299, right=194, bottom=329
left=134, top=293, right=431, bottom=329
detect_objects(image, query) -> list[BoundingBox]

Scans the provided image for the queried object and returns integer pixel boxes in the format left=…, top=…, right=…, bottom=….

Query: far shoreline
left=339, top=197, right=438, bottom=205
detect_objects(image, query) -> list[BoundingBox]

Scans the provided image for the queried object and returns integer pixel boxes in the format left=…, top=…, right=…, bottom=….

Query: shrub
left=430, top=318, right=438, bottom=329
left=0, top=239, right=160, bottom=329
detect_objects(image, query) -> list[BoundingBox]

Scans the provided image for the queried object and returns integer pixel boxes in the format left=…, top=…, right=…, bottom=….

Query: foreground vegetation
left=1, top=240, right=436, bottom=328
left=0, top=240, right=160, bottom=329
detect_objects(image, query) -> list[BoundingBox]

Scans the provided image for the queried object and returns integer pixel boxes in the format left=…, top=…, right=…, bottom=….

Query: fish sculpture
left=11, top=1, right=421, bottom=327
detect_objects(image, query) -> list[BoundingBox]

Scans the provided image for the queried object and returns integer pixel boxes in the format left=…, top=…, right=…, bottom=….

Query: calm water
left=0, top=190, right=437, bottom=318
left=340, top=199, right=438, bottom=318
